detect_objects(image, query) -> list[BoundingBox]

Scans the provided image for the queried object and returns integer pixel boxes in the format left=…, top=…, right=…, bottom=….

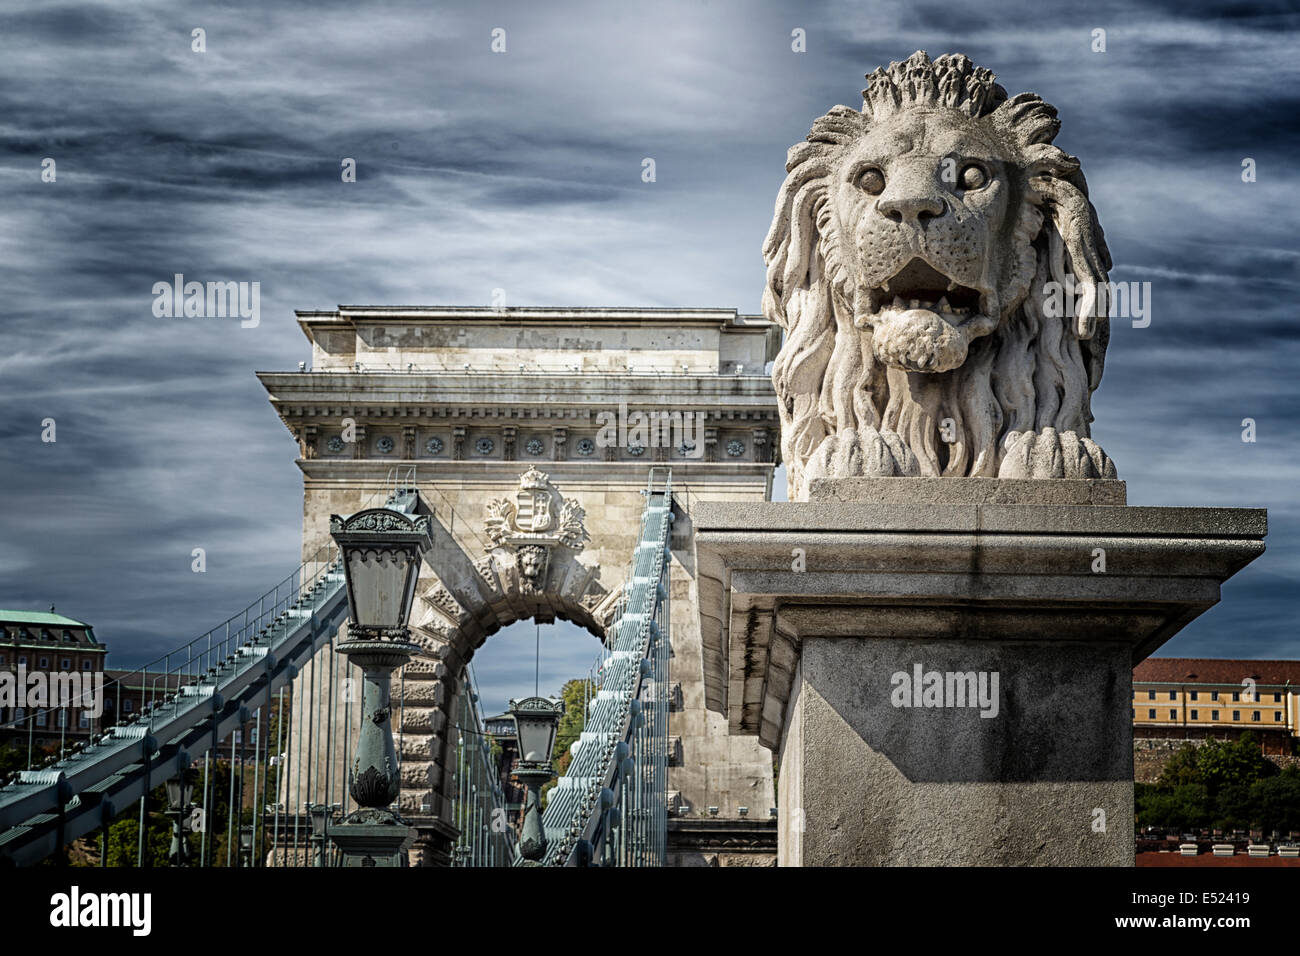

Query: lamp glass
left=517, top=717, right=557, bottom=763
left=343, top=546, right=418, bottom=629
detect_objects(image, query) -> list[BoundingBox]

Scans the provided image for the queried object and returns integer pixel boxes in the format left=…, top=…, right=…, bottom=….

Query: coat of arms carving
left=484, top=468, right=589, bottom=589
left=485, top=468, right=588, bottom=551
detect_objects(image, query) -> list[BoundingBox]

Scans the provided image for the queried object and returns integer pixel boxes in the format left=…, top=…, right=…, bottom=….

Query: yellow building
left=1132, top=658, right=1300, bottom=755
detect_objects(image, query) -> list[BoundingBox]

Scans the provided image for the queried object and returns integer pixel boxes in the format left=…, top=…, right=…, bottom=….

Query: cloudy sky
left=0, top=0, right=1296, bottom=714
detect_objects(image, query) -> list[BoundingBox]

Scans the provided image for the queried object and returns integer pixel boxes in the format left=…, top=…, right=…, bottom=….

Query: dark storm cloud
left=0, top=0, right=1296, bottom=688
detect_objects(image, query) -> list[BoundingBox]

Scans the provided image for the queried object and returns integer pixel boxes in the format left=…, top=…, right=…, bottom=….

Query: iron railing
left=536, top=467, right=671, bottom=866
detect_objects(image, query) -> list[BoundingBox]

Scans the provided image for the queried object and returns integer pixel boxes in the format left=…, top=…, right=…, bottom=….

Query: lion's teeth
left=936, top=296, right=951, bottom=313
left=946, top=279, right=957, bottom=291
left=881, top=279, right=892, bottom=293
left=892, top=296, right=904, bottom=310
left=909, top=299, right=919, bottom=309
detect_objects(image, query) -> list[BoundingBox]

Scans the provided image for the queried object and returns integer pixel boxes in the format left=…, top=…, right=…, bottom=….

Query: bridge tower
left=258, top=306, right=780, bottom=865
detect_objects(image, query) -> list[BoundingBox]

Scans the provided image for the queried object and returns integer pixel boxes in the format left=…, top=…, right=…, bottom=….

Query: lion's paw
left=997, top=427, right=1117, bottom=479
left=806, top=427, right=920, bottom=481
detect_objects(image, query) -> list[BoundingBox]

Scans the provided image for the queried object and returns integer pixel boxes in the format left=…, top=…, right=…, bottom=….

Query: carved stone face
left=518, top=545, right=546, bottom=580
left=830, top=109, right=1032, bottom=373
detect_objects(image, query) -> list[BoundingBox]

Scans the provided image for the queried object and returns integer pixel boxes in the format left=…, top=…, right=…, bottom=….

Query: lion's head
left=763, top=51, right=1116, bottom=499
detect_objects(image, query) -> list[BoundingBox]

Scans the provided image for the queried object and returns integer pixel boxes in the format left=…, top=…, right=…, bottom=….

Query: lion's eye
left=960, top=165, right=988, bottom=190
left=856, top=167, right=885, bottom=195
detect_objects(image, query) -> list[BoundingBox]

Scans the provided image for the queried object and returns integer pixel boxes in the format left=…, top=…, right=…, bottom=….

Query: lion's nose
left=877, top=195, right=944, bottom=225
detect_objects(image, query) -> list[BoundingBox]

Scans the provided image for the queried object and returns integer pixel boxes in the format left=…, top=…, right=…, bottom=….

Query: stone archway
left=395, top=468, right=622, bottom=861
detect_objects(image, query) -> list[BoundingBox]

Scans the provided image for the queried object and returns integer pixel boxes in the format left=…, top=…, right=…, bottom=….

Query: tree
left=1143, top=734, right=1290, bottom=834
left=1136, top=782, right=1211, bottom=831
left=1252, top=766, right=1300, bottom=833
left=1196, top=734, right=1277, bottom=796
left=0, top=741, right=55, bottom=776
left=1157, top=745, right=1202, bottom=788
left=540, top=678, right=592, bottom=807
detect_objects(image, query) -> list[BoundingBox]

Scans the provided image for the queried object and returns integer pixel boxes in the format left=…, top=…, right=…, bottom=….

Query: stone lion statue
left=763, top=51, right=1116, bottom=499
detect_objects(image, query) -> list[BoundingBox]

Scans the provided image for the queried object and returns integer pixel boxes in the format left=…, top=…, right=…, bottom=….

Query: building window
left=1232, top=710, right=1240, bottom=721
left=17, top=656, right=26, bottom=667
left=57, top=710, right=67, bottom=728
left=1232, top=691, right=1240, bottom=702
left=1274, top=693, right=1283, bottom=703
left=0, top=654, right=5, bottom=665
left=1147, top=690, right=1156, bottom=700
left=1211, top=691, right=1220, bottom=702
left=60, top=658, right=70, bottom=670
left=1251, top=711, right=1260, bottom=722
left=1169, top=691, right=1177, bottom=701
left=1191, top=710, right=1199, bottom=720
left=1212, top=710, right=1220, bottom=720
left=14, top=707, right=25, bottom=721
left=82, top=661, right=92, bottom=670
left=1190, top=691, right=1199, bottom=701
left=1147, top=709, right=1156, bottom=719
left=1169, top=710, right=1178, bottom=720
left=38, top=657, right=48, bottom=669
left=1276, top=712, right=1284, bottom=722
left=36, top=711, right=47, bottom=727
left=79, top=711, right=90, bottom=728
left=123, top=700, right=133, bottom=713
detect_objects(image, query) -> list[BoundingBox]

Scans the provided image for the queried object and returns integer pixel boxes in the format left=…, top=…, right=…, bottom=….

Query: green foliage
left=104, top=810, right=173, bottom=868
left=1140, top=734, right=1293, bottom=833
left=1251, top=766, right=1300, bottom=832
left=0, top=741, right=54, bottom=776
left=540, top=678, right=592, bottom=807
left=552, top=679, right=592, bottom=770
left=1195, top=733, right=1277, bottom=794
left=1136, top=782, right=1211, bottom=831
left=1157, top=745, right=1202, bottom=788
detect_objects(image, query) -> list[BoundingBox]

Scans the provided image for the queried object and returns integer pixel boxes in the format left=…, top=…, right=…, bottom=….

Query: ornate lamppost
left=165, top=769, right=197, bottom=867
left=508, top=696, right=565, bottom=864
left=307, top=803, right=333, bottom=867
left=328, top=507, right=433, bottom=867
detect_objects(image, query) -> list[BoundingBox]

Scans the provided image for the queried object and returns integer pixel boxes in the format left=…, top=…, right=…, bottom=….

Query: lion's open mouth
left=855, top=257, right=999, bottom=374
left=864, top=258, right=983, bottom=319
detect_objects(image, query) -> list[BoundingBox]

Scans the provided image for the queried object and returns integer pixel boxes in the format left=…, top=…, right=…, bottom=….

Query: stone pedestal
left=693, top=479, right=1266, bottom=866
left=328, top=818, right=414, bottom=867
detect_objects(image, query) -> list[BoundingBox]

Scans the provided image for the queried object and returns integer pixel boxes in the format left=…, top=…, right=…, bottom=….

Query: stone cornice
left=667, top=818, right=778, bottom=853
left=297, top=459, right=776, bottom=482
left=692, top=496, right=1268, bottom=750
left=269, top=404, right=780, bottom=423
left=297, top=305, right=772, bottom=329
left=257, top=371, right=779, bottom=409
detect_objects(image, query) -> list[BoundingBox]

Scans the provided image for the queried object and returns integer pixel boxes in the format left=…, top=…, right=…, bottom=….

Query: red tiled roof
left=1134, top=658, right=1300, bottom=686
